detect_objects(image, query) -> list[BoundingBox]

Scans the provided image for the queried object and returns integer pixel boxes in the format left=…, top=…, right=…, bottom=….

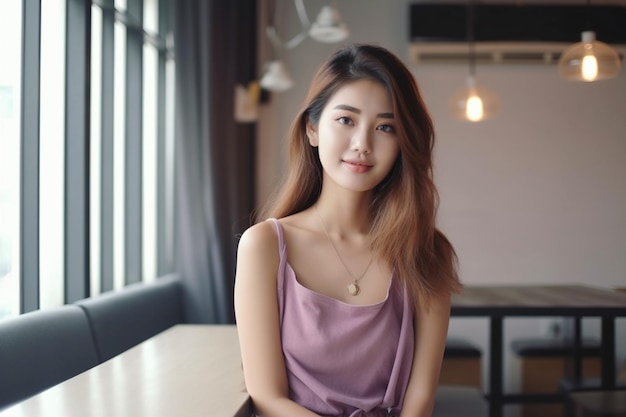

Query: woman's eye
left=377, top=124, right=395, bottom=133
left=337, top=116, right=352, bottom=125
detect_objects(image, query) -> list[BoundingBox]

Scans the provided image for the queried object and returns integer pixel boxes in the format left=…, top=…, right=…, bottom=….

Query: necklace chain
left=315, top=205, right=374, bottom=296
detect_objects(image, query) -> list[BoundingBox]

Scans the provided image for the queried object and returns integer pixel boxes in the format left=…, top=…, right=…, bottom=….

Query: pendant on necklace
left=347, top=282, right=361, bottom=296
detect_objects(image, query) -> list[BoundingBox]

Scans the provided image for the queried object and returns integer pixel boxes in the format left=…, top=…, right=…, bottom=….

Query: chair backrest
left=0, top=305, right=99, bottom=409
left=75, top=274, right=183, bottom=363
left=444, top=338, right=482, bottom=358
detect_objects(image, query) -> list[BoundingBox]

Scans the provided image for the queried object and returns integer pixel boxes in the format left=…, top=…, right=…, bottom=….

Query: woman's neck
left=313, top=192, right=372, bottom=235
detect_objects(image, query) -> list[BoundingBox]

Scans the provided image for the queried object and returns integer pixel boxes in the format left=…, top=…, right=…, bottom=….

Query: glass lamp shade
left=260, top=60, right=294, bottom=92
left=450, top=75, right=500, bottom=122
left=558, top=31, right=622, bottom=82
left=309, top=5, right=349, bottom=43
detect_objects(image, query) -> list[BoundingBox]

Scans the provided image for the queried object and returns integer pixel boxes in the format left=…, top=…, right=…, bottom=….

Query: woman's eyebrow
left=333, top=104, right=360, bottom=113
left=333, top=104, right=394, bottom=119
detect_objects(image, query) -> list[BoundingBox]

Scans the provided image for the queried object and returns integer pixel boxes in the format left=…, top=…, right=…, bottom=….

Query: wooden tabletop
left=0, top=325, right=252, bottom=417
left=451, top=284, right=626, bottom=317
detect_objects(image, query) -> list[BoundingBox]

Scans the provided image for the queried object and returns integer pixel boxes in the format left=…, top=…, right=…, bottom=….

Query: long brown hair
left=257, top=44, right=461, bottom=303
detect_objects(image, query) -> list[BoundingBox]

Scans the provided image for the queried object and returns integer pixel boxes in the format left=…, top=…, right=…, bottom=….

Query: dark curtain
left=174, top=0, right=257, bottom=323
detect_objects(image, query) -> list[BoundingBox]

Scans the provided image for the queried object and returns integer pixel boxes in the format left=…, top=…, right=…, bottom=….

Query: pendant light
left=260, top=59, right=294, bottom=92
left=259, top=0, right=350, bottom=93
left=309, top=1, right=349, bottom=43
left=259, top=0, right=299, bottom=93
left=449, top=0, right=500, bottom=122
left=558, top=1, right=621, bottom=82
left=450, top=76, right=500, bottom=122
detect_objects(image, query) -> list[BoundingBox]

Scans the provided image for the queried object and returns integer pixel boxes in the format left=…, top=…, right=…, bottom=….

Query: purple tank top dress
left=269, top=218, right=415, bottom=417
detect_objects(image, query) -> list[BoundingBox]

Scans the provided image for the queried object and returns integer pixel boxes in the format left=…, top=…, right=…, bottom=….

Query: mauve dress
left=266, top=218, right=415, bottom=417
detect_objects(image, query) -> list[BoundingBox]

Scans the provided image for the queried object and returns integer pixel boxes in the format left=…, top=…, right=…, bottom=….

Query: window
left=0, top=0, right=176, bottom=320
left=142, top=0, right=159, bottom=284
left=39, top=0, right=67, bottom=310
left=90, top=3, right=103, bottom=297
left=0, top=1, right=23, bottom=320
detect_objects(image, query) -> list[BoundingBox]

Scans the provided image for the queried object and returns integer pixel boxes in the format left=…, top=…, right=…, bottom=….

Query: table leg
left=600, top=317, right=616, bottom=389
left=563, top=317, right=583, bottom=384
left=489, top=317, right=503, bottom=417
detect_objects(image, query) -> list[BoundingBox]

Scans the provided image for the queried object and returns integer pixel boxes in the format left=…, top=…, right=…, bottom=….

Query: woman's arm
left=399, top=292, right=452, bottom=417
left=234, top=221, right=321, bottom=417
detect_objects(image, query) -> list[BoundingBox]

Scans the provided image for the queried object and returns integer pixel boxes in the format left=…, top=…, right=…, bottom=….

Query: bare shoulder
left=234, top=220, right=281, bottom=323
left=238, top=219, right=279, bottom=254
left=236, top=220, right=281, bottom=287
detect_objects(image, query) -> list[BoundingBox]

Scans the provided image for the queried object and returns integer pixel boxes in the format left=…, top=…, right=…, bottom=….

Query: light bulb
left=581, top=54, right=598, bottom=81
left=558, top=31, right=621, bottom=82
left=450, top=76, right=500, bottom=122
left=466, top=94, right=484, bottom=122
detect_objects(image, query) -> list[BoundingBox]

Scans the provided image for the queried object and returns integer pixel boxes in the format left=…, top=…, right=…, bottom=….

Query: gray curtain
left=174, top=0, right=257, bottom=323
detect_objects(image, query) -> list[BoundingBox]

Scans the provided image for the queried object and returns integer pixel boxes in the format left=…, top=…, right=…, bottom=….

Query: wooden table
left=0, top=325, right=252, bottom=417
left=451, top=285, right=626, bottom=417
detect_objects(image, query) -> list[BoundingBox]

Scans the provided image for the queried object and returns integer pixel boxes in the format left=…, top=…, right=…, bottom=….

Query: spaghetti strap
left=267, top=218, right=287, bottom=317
left=266, top=218, right=286, bottom=255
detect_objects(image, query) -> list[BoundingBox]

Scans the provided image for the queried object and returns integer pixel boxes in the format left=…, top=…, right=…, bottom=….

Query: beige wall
left=255, top=0, right=626, bottom=406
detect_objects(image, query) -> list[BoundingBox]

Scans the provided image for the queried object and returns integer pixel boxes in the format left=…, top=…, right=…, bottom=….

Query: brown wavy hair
left=257, top=44, right=461, bottom=303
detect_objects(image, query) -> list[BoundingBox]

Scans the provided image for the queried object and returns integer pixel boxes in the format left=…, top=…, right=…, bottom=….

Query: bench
left=0, top=275, right=183, bottom=410
left=74, top=273, right=183, bottom=362
left=0, top=305, right=99, bottom=409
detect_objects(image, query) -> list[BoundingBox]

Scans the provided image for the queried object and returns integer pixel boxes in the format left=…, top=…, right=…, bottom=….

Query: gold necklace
left=315, top=205, right=374, bottom=296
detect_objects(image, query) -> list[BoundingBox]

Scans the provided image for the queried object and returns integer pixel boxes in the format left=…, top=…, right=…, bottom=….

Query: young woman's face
left=308, top=79, right=400, bottom=193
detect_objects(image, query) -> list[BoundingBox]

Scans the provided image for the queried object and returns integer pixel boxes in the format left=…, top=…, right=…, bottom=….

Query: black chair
left=0, top=305, right=99, bottom=409
left=511, top=336, right=603, bottom=417
left=440, top=338, right=483, bottom=388
left=75, top=274, right=183, bottom=363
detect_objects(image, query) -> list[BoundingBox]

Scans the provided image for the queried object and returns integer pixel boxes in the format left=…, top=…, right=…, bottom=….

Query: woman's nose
left=350, top=128, right=372, bottom=154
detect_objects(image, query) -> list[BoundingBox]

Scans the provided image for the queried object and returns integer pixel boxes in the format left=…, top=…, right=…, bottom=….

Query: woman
left=234, top=44, right=461, bottom=417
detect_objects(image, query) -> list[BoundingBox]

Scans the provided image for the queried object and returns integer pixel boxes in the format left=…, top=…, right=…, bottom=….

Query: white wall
left=255, top=0, right=626, bottom=411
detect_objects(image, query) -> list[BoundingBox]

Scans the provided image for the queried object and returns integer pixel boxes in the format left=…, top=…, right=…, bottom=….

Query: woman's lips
left=343, top=159, right=373, bottom=173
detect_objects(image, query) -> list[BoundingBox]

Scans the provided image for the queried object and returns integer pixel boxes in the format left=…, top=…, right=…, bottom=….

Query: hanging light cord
left=467, top=0, right=476, bottom=77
